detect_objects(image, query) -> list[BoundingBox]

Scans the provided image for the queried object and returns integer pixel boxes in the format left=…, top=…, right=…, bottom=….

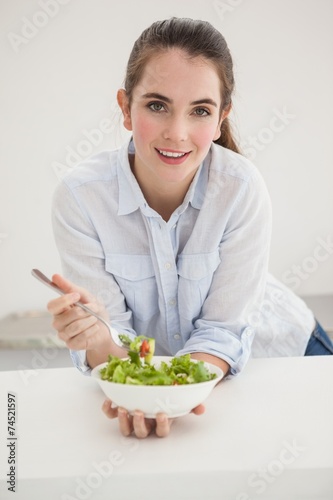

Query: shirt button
left=173, top=333, right=181, bottom=340
left=168, top=298, right=176, bottom=306
left=165, top=262, right=172, bottom=270
left=244, top=328, right=253, bottom=337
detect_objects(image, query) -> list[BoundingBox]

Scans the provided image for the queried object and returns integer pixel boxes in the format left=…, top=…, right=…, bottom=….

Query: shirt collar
left=190, top=150, right=210, bottom=210
left=117, top=137, right=145, bottom=215
left=117, top=137, right=210, bottom=216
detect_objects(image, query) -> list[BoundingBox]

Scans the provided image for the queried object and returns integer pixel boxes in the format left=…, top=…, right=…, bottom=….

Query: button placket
left=149, top=217, right=181, bottom=352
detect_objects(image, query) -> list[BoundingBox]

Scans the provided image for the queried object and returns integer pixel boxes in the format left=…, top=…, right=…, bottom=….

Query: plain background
left=1, top=0, right=332, bottom=320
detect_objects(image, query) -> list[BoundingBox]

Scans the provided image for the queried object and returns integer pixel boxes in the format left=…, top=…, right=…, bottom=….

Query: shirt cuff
left=69, top=325, right=136, bottom=375
left=70, top=349, right=91, bottom=375
left=175, top=326, right=254, bottom=378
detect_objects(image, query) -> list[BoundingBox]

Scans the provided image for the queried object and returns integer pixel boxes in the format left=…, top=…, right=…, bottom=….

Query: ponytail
left=214, top=117, right=240, bottom=154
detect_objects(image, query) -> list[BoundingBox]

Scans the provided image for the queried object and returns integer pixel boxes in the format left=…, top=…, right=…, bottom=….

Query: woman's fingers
left=191, top=404, right=205, bottom=416
left=52, top=273, right=95, bottom=303
left=102, top=402, right=172, bottom=438
left=50, top=303, right=84, bottom=331
left=50, top=298, right=109, bottom=351
left=61, top=313, right=97, bottom=339
left=102, top=400, right=119, bottom=419
left=118, top=408, right=134, bottom=437
left=102, top=401, right=204, bottom=438
left=62, top=318, right=100, bottom=350
left=47, top=292, right=81, bottom=317
left=132, top=411, right=155, bottom=439
left=49, top=297, right=89, bottom=347
left=155, top=413, right=173, bottom=437
left=46, top=274, right=110, bottom=350
left=47, top=273, right=96, bottom=318
left=102, top=402, right=136, bottom=437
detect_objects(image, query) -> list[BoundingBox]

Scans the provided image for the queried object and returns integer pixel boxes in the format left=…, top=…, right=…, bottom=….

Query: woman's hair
left=124, top=17, right=240, bottom=154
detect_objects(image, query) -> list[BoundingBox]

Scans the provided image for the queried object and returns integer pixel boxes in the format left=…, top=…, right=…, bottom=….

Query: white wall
left=1, top=0, right=332, bottom=319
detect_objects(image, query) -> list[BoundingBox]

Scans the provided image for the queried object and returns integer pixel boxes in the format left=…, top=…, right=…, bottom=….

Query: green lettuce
left=100, top=353, right=216, bottom=386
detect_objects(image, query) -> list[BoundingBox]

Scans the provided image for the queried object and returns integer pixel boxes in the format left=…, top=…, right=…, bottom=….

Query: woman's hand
left=102, top=399, right=205, bottom=438
left=47, top=274, right=112, bottom=353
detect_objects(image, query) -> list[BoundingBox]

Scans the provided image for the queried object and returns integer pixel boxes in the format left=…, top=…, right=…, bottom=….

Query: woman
left=48, top=18, right=332, bottom=438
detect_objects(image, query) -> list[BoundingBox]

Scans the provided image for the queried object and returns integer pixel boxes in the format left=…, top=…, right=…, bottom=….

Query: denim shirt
left=52, top=137, right=312, bottom=375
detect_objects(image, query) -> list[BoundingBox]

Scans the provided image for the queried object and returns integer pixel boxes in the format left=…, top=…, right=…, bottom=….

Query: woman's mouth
left=155, top=148, right=191, bottom=165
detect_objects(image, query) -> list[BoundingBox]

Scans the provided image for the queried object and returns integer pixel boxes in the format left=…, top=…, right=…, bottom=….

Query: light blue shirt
left=52, top=137, right=314, bottom=375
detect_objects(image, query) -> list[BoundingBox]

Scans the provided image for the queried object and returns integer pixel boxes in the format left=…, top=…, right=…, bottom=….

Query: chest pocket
left=177, top=250, right=220, bottom=320
left=105, top=254, right=158, bottom=321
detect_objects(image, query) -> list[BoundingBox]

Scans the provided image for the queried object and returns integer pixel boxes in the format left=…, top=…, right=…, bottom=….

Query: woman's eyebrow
left=142, top=92, right=172, bottom=103
left=141, top=92, right=217, bottom=107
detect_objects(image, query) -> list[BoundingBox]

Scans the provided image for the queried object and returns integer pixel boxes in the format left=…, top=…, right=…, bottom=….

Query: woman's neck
left=141, top=188, right=186, bottom=222
left=140, top=180, right=188, bottom=221
left=130, top=155, right=196, bottom=222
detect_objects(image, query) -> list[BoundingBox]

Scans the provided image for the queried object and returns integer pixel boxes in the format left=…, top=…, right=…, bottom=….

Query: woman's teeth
left=157, top=149, right=187, bottom=158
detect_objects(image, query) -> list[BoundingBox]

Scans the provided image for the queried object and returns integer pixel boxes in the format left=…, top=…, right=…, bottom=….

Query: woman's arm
left=177, top=150, right=272, bottom=374
left=190, top=352, right=230, bottom=376
left=51, top=179, right=137, bottom=372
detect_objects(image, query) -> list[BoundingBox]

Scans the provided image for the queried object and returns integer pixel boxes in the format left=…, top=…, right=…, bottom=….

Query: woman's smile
left=155, top=147, right=191, bottom=165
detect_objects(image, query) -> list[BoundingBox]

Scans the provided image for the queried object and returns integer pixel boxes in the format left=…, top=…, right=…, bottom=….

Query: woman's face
left=119, top=49, right=228, bottom=188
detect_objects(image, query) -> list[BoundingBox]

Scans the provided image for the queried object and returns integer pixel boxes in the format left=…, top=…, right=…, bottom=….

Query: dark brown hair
left=124, top=17, right=240, bottom=153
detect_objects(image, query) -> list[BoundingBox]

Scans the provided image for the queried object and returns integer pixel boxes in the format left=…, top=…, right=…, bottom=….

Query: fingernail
left=71, top=293, right=80, bottom=301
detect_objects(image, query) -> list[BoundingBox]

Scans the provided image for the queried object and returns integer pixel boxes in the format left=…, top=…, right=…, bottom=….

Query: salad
left=100, top=334, right=216, bottom=386
left=118, top=333, right=155, bottom=365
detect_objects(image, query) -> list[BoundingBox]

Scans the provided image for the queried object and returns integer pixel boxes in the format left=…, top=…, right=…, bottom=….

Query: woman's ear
left=117, top=89, right=132, bottom=131
left=213, top=104, right=231, bottom=141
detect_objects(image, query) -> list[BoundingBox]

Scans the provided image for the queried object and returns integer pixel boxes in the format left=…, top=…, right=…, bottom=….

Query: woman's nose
left=162, top=115, right=188, bottom=142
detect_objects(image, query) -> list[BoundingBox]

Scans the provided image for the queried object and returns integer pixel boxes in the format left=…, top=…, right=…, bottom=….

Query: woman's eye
left=194, top=108, right=210, bottom=116
left=148, top=102, right=165, bottom=112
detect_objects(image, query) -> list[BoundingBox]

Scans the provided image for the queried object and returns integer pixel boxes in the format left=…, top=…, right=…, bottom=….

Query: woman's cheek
left=133, top=115, right=157, bottom=142
left=194, top=125, right=219, bottom=148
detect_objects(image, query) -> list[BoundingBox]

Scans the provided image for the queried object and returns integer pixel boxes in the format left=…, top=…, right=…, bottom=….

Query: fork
left=31, top=268, right=128, bottom=350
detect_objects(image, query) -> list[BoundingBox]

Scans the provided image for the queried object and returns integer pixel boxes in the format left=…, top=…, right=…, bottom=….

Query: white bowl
left=91, top=356, right=224, bottom=418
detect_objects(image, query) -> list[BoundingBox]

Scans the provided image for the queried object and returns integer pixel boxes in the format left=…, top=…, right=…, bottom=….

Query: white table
left=0, top=356, right=332, bottom=500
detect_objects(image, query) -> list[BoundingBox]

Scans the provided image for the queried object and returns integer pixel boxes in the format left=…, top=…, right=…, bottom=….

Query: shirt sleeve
left=176, top=165, right=272, bottom=376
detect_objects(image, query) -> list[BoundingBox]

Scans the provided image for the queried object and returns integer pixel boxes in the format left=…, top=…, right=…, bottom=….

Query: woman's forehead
left=133, top=49, right=222, bottom=101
